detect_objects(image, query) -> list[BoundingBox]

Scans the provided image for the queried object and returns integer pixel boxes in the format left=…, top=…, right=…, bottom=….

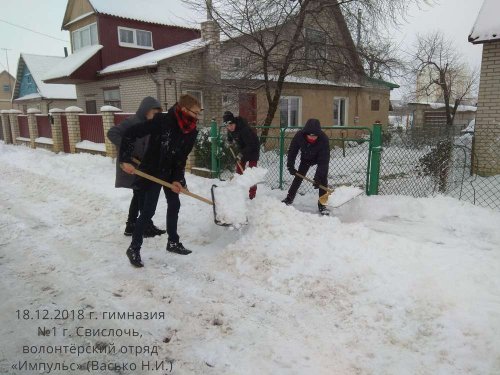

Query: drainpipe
left=146, top=69, right=162, bottom=105
left=163, top=78, right=178, bottom=110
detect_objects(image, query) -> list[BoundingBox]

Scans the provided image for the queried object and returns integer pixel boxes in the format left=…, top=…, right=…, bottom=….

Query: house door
left=239, top=93, right=257, bottom=125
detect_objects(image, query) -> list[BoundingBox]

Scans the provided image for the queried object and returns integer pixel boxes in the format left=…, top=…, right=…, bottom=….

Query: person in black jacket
left=223, top=111, right=260, bottom=199
left=120, top=94, right=201, bottom=267
left=282, top=118, right=330, bottom=215
left=107, top=96, right=165, bottom=237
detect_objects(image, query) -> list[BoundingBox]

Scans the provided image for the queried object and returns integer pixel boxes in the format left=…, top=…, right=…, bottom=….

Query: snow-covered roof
left=20, top=54, right=76, bottom=100
left=469, top=0, right=500, bottom=44
left=43, top=45, right=103, bottom=82
left=99, top=39, right=208, bottom=76
left=13, top=93, right=42, bottom=102
left=87, top=0, right=201, bottom=29
left=222, top=71, right=361, bottom=88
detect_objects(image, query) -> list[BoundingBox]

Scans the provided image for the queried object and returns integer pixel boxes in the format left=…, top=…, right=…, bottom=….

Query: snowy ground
left=1, top=142, right=500, bottom=375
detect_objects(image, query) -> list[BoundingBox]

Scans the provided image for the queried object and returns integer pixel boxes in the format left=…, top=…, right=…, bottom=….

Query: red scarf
left=306, top=135, right=318, bottom=144
left=174, top=106, right=197, bottom=134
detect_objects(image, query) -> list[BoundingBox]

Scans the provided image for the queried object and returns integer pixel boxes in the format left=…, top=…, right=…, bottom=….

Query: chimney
left=201, top=0, right=219, bottom=43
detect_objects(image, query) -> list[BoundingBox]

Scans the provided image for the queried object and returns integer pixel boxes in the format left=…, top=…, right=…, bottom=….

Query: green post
left=368, top=123, right=382, bottom=195
left=279, top=128, right=285, bottom=189
left=210, top=119, right=218, bottom=178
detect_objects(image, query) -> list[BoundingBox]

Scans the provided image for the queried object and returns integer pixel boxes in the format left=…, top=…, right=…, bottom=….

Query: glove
left=288, top=167, right=297, bottom=176
left=313, top=181, right=320, bottom=189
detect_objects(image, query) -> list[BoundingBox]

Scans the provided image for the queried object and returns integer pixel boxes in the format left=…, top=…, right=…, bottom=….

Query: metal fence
left=79, top=114, right=104, bottom=143
left=380, top=125, right=500, bottom=210
left=36, top=115, right=52, bottom=139
left=18, top=115, right=29, bottom=138
left=194, top=123, right=381, bottom=196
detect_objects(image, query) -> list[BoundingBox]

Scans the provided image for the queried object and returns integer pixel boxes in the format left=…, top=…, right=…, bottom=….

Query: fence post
left=65, top=106, right=83, bottom=153
left=210, top=118, right=218, bottom=178
left=367, top=123, right=382, bottom=195
left=27, top=108, right=41, bottom=148
left=8, top=110, right=22, bottom=145
left=101, top=106, right=121, bottom=158
left=1, top=110, right=12, bottom=143
left=49, top=108, right=64, bottom=153
left=279, top=128, right=285, bottom=189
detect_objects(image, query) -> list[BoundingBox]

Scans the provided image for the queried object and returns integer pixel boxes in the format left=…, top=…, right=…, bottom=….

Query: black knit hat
left=223, top=111, right=235, bottom=124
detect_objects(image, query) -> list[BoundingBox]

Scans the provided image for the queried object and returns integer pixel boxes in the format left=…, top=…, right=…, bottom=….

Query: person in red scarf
left=282, top=118, right=331, bottom=215
left=119, top=94, right=201, bottom=267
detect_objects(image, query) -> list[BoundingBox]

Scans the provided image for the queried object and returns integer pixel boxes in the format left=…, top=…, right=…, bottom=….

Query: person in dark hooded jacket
left=223, top=111, right=260, bottom=199
left=107, top=96, right=164, bottom=237
left=119, top=94, right=201, bottom=268
left=282, top=118, right=330, bottom=214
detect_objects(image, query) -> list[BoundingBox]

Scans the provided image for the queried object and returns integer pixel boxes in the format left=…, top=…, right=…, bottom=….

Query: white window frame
left=72, top=23, right=98, bottom=52
left=118, top=26, right=153, bottom=50
left=333, top=97, right=348, bottom=126
left=280, top=96, right=302, bottom=128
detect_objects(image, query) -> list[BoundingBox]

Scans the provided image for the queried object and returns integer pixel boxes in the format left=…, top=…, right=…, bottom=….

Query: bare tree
left=185, top=0, right=430, bottom=132
left=409, top=31, right=479, bottom=126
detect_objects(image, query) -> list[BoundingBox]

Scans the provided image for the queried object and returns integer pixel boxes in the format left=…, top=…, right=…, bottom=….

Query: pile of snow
left=1, top=143, right=500, bottom=374
left=212, top=167, right=268, bottom=228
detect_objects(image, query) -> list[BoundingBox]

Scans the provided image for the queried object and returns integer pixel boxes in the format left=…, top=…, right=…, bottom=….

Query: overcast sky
left=0, top=0, right=485, bottom=98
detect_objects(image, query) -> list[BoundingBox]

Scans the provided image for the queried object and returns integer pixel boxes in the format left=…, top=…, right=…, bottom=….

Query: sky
left=0, top=0, right=485, bottom=96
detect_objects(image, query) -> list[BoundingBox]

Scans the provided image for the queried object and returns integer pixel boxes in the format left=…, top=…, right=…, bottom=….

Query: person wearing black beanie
left=223, top=111, right=260, bottom=199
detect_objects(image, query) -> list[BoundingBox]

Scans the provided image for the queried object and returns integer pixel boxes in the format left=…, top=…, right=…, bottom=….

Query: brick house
left=44, top=0, right=395, bottom=129
left=11, top=54, right=77, bottom=114
left=0, top=70, right=15, bottom=111
left=469, top=0, right=500, bottom=176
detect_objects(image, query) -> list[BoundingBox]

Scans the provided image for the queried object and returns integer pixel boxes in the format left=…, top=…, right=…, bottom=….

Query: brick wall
left=475, top=42, right=500, bottom=176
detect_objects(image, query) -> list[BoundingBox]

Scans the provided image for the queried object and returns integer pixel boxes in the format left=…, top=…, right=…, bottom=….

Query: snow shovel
left=295, top=173, right=333, bottom=205
left=295, top=173, right=363, bottom=208
left=130, top=158, right=238, bottom=227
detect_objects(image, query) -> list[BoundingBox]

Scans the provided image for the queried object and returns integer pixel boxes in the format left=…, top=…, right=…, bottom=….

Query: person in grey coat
left=107, top=96, right=164, bottom=237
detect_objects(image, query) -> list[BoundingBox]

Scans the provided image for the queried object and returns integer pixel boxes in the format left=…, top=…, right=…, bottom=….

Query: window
left=333, top=98, right=347, bottom=126
left=118, top=27, right=153, bottom=49
left=233, top=58, right=241, bottom=68
left=72, top=23, right=98, bottom=51
left=103, top=88, right=121, bottom=109
left=280, top=96, right=301, bottom=128
left=305, top=28, right=327, bottom=62
left=86, top=100, right=97, bottom=114
left=371, top=99, right=380, bottom=111
left=3, top=84, right=10, bottom=92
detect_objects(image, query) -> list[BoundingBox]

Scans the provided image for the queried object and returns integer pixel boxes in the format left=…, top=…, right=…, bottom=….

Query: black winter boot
left=151, top=224, right=166, bottom=236
left=281, top=197, right=294, bottom=206
left=126, top=246, right=144, bottom=267
left=318, top=203, right=330, bottom=216
left=124, top=222, right=135, bottom=236
left=166, top=241, right=192, bottom=255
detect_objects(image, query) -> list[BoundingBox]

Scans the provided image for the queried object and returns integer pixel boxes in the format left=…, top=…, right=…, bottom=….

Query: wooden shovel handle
left=295, top=173, right=333, bottom=194
left=228, top=146, right=245, bottom=173
left=128, top=160, right=213, bottom=205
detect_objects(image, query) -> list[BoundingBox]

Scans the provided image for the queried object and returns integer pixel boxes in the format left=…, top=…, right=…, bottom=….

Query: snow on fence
left=79, top=114, right=104, bottom=143
left=35, top=114, right=52, bottom=139
left=18, top=115, right=29, bottom=138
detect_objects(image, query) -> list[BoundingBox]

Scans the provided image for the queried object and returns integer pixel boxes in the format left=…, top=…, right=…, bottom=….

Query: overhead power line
left=0, top=18, right=69, bottom=43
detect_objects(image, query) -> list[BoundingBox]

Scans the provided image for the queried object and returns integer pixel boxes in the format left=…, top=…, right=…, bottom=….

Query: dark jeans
left=236, top=160, right=258, bottom=199
left=286, top=161, right=328, bottom=201
left=130, top=183, right=181, bottom=249
left=127, top=190, right=153, bottom=226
